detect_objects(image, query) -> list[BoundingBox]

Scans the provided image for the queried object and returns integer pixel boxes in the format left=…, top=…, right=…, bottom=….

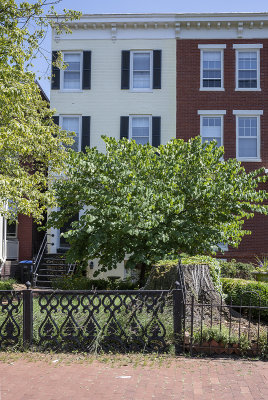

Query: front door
left=58, top=213, right=79, bottom=251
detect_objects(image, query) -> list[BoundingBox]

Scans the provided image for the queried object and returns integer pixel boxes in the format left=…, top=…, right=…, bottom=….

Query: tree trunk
left=144, top=262, right=239, bottom=321
left=137, top=262, right=147, bottom=288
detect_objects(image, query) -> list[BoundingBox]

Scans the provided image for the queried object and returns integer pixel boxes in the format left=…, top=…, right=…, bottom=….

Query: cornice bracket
left=111, top=23, right=117, bottom=42
left=175, top=23, right=181, bottom=38
left=237, top=22, right=243, bottom=38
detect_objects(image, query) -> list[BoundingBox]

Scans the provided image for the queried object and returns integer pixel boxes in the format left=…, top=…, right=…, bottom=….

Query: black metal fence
left=0, top=289, right=183, bottom=353
left=0, top=288, right=267, bottom=356
left=184, top=293, right=268, bottom=356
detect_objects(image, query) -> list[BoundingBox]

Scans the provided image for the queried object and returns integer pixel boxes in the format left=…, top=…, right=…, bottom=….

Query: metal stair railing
left=67, top=263, right=76, bottom=275
left=32, top=233, right=54, bottom=286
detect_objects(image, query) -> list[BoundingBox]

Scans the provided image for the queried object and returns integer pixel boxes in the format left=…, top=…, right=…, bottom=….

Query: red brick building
left=177, top=34, right=268, bottom=261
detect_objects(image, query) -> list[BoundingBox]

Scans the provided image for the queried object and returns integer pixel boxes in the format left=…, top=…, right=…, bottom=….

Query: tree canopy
left=48, top=136, right=268, bottom=274
left=0, top=0, right=80, bottom=221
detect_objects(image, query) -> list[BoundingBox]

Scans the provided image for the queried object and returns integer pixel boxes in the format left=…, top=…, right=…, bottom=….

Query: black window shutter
left=153, top=50, right=162, bottom=89
left=82, top=51, right=91, bottom=90
left=82, top=116, right=90, bottom=152
left=152, top=117, right=161, bottom=147
left=121, top=51, right=130, bottom=89
left=120, top=117, right=129, bottom=139
left=51, top=51, right=60, bottom=90
left=52, top=116, right=59, bottom=125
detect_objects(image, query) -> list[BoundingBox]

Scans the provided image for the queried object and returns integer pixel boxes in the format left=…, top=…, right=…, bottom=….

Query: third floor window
left=198, top=44, right=226, bottom=91
left=62, top=53, right=81, bottom=90
left=233, top=44, right=262, bottom=91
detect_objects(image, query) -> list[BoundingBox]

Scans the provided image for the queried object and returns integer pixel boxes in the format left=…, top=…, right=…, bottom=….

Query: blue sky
left=43, top=0, right=267, bottom=14
left=23, top=0, right=268, bottom=96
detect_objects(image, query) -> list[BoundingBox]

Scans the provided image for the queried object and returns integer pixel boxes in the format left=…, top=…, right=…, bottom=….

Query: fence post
left=23, top=282, right=33, bottom=348
left=173, top=289, right=184, bottom=355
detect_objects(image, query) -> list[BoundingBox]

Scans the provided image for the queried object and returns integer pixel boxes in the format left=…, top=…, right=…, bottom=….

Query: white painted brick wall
left=50, top=37, right=176, bottom=279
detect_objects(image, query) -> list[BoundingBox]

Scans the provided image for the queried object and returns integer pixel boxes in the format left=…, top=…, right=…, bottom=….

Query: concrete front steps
left=35, top=253, right=74, bottom=289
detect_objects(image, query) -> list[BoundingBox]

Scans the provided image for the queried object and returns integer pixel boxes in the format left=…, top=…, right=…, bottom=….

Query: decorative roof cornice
left=54, top=12, right=268, bottom=27
left=52, top=13, right=268, bottom=41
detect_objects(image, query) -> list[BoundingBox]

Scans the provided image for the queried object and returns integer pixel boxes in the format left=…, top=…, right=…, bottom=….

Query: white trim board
left=233, top=110, right=263, bottom=115
left=233, top=43, right=263, bottom=48
left=198, top=110, right=226, bottom=115
left=198, top=44, right=226, bottom=49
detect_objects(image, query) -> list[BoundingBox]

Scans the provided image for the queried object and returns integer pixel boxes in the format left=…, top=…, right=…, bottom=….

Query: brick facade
left=177, top=39, right=268, bottom=261
left=17, top=215, right=33, bottom=261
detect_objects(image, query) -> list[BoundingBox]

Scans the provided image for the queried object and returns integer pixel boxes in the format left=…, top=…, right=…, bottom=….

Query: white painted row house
left=49, top=14, right=177, bottom=278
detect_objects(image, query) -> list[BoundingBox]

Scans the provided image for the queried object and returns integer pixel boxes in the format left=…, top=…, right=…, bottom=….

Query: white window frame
left=198, top=110, right=226, bottom=150
left=129, top=115, right=152, bottom=144
left=198, top=44, right=226, bottom=91
left=233, top=110, right=263, bottom=162
left=60, top=52, right=82, bottom=92
left=233, top=44, right=262, bottom=91
left=6, top=221, right=17, bottom=239
left=60, top=115, right=82, bottom=152
left=130, top=51, right=153, bottom=92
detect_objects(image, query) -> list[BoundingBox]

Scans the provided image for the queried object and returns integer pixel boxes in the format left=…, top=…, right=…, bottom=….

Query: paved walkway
left=0, top=356, right=267, bottom=400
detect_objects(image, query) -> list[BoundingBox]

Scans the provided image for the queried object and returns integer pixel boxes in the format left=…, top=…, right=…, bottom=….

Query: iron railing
left=32, top=233, right=54, bottom=285
left=0, top=287, right=267, bottom=356
left=0, top=288, right=184, bottom=353
left=184, top=292, right=268, bottom=356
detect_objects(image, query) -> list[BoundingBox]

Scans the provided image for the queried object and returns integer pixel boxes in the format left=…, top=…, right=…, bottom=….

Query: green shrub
left=222, top=278, right=268, bottom=319
left=220, top=260, right=255, bottom=280
left=193, top=325, right=248, bottom=347
left=51, top=275, right=138, bottom=291
left=0, top=279, right=15, bottom=290
left=192, top=325, right=268, bottom=356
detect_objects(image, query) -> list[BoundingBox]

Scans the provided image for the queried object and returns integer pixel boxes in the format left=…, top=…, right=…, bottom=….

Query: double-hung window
left=121, top=50, right=161, bottom=90
left=233, top=110, right=262, bottom=161
left=55, top=115, right=90, bottom=152
left=52, top=51, right=91, bottom=91
left=198, top=45, right=225, bottom=90
left=120, top=115, right=161, bottom=147
left=198, top=110, right=226, bottom=148
left=233, top=44, right=262, bottom=90
left=130, top=51, right=152, bottom=91
left=6, top=222, right=17, bottom=239
left=130, top=116, right=151, bottom=145
left=60, top=116, right=81, bottom=151
left=62, top=53, right=82, bottom=90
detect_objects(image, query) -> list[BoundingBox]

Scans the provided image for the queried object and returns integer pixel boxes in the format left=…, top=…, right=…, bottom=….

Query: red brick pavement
left=0, top=357, right=267, bottom=400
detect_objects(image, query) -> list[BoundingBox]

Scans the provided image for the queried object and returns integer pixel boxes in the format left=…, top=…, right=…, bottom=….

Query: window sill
left=129, top=89, right=153, bottom=93
left=199, top=88, right=225, bottom=91
left=59, top=89, right=83, bottom=93
left=235, top=88, right=261, bottom=91
left=237, top=158, right=262, bottom=162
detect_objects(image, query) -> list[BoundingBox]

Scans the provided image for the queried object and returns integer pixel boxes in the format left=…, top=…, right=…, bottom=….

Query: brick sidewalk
left=0, top=357, right=267, bottom=400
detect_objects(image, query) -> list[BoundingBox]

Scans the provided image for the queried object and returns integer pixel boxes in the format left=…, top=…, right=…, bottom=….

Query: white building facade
left=49, top=14, right=177, bottom=278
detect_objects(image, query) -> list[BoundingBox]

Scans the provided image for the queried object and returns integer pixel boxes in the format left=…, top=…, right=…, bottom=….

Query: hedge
left=220, top=261, right=255, bottom=280
left=222, top=278, right=268, bottom=319
left=52, top=276, right=138, bottom=291
left=0, top=279, right=15, bottom=290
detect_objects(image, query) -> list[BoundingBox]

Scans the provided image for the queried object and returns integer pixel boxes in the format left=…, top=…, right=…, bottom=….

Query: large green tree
left=48, top=137, right=268, bottom=275
left=0, top=0, right=80, bottom=221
